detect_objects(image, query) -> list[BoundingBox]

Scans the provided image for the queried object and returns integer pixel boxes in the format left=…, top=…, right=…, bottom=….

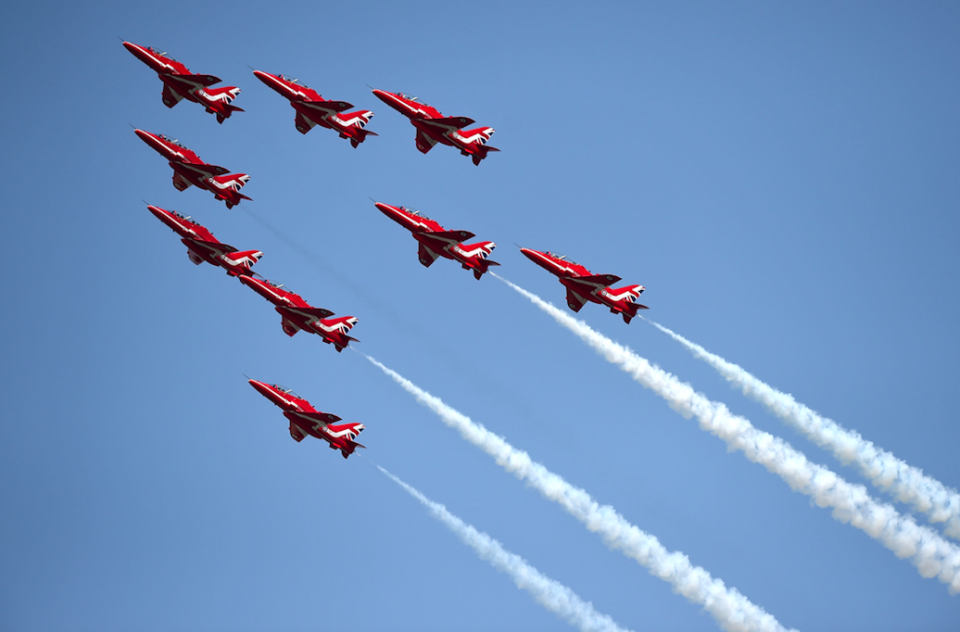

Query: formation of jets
left=128, top=40, right=647, bottom=459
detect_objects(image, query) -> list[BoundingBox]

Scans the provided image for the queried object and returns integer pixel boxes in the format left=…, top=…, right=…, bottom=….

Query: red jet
left=147, top=204, right=262, bottom=276
left=123, top=41, right=244, bottom=123
left=248, top=379, right=365, bottom=459
left=253, top=70, right=377, bottom=147
left=135, top=129, right=251, bottom=209
left=238, top=275, right=359, bottom=352
left=375, top=202, right=499, bottom=280
left=520, top=248, right=648, bottom=324
left=371, top=89, right=498, bottom=165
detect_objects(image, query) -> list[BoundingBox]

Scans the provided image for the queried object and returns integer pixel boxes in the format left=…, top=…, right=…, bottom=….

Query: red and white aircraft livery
left=238, top=275, right=359, bottom=352
left=123, top=41, right=244, bottom=123
left=135, top=129, right=251, bottom=209
left=371, top=89, right=498, bottom=165
left=375, top=202, right=499, bottom=280
left=147, top=205, right=262, bottom=276
left=248, top=379, right=365, bottom=459
left=253, top=70, right=377, bottom=147
left=520, top=248, right=648, bottom=324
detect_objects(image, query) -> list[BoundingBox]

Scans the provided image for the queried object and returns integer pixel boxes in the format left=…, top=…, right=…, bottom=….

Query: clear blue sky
left=2, top=2, right=959, bottom=630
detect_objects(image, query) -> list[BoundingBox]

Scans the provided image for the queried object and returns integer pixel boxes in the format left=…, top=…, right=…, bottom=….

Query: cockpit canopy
left=546, top=251, right=578, bottom=265
left=271, top=384, right=302, bottom=400
left=401, top=206, right=431, bottom=220
left=280, top=74, right=310, bottom=89
left=157, top=134, right=186, bottom=148
left=265, top=279, right=287, bottom=290
left=399, top=93, right=430, bottom=107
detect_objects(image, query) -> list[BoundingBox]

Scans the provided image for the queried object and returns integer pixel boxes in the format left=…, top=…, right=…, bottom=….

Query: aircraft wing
left=277, top=305, right=335, bottom=321
left=421, top=115, right=475, bottom=130
left=178, top=163, right=231, bottom=181
left=184, top=238, right=236, bottom=256
left=418, top=230, right=475, bottom=250
left=415, top=129, right=438, bottom=154
left=303, top=100, right=354, bottom=114
left=566, top=288, right=589, bottom=312
left=418, top=242, right=441, bottom=268
left=287, top=410, right=342, bottom=426
left=189, top=73, right=222, bottom=87
left=565, top=273, right=622, bottom=292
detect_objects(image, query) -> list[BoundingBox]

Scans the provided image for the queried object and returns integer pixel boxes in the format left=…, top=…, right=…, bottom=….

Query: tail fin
left=208, top=173, right=251, bottom=208
left=457, top=240, right=499, bottom=280
left=321, top=316, right=359, bottom=352
left=340, top=110, right=377, bottom=147
left=326, top=422, right=366, bottom=459
left=222, top=249, right=263, bottom=276
left=199, top=86, right=244, bottom=124
left=608, top=284, right=648, bottom=324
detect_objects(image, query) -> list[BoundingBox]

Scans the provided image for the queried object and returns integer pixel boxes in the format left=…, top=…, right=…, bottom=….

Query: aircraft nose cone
left=519, top=247, right=539, bottom=262
left=371, top=89, right=394, bottom=105
left=373, top=202, right=393, bottom=215
left=146, top=204, right=166, bottom=219
left=122, top=41, right=137, bottom=53
left=248, top=379, right=272, bottom=398
left=252, top=70, right=272, bottom=85
left=134, top=128, right=153, bottom=144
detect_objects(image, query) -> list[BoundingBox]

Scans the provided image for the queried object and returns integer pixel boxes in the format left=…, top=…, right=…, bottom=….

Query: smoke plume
left=647, top=319, right=960, bottom=540
left=364, top=355, right=794, bottom=632
left=495, top=274, right=960, bottom=595
left=379, top=466, right=634, bottom=632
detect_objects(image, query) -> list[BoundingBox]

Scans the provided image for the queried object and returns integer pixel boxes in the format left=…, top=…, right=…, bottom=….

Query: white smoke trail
left=378, top=466, right=634, bottom=632
left=494, top=275, right=960, bottom=595
left=363, top=356, right=794, bottom=632
left=647, top=319, right=960, bottom=540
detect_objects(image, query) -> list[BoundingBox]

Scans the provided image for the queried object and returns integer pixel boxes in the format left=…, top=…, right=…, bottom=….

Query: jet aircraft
left=123, top=41, right=244, bottom=123
left=371, top=89, right=498, bottom=165
left=135, top=129, right=251, bottom=209
left=374, top=202, right=499, bottom=280
left=253, top=70, right=377, bottom=147
left=147, top=204, right=262, bottom=276
left=520, top=248, right=648, bottom=324
left=248, top=379, right=365, bottom=459
left=238, top=275, right=359, bottom=351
